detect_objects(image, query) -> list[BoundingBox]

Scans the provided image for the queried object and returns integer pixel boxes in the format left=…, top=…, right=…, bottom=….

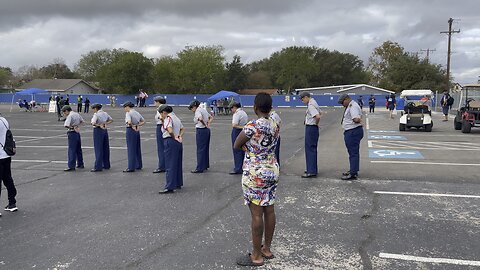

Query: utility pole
left=420, top=48, right=436, bottom=63
left=440, top=18, right=460, bottom=92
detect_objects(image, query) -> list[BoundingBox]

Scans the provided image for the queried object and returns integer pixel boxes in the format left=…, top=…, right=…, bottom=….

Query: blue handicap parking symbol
left=369, top=149, right=424, bottom=159
left=368, top=135, right=407, bottom=140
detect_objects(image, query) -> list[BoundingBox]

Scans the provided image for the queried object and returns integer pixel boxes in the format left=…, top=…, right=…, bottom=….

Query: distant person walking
left=77, top=96, right=83, bottom=113
left=338, top=94, right=364, bottom=181
left=368, top=95, right=376, bottom=113
left=387, top=93, right=396, bottom=119
left=153, top=96, right=167, bottom=174
left=441, top=91, right=454, bottom=121
left=189, top=100, right=213, bottom=173
left=90, top=104, right=113, bottom=172
left=123, top=102, right=145, bottom=172
left=62, top=105, right=84, bottom=171
left=0, top=114, right=18, bottom=215
left=357, top=95, right=364, bottom=110
left=234, top=93, right=279, bottom=267
left=230, top=102, right=248, bottom=175
left=300, top=92, right=321, bottom=178
left=83, top=98, right=90, bottom=113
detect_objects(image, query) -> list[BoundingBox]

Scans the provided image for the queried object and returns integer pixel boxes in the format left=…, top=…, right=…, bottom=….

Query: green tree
left=246, top=71, right=273, bottom=89
left=312, top=49, right=368, bottom=86
left=152, top=56, right=179, bottom=93
left=225, top=55, right=248, bottom=91
left=368, top=41, right=405, bottom=87
left=0, top=67, right=13, bottom=88
left=75, top=48, right=128, bottom=81
left=39, top=58, right=77, bottom=79
left=97, top=52, right=154, bottom=94
left=174, top=45, right=226, bottom=93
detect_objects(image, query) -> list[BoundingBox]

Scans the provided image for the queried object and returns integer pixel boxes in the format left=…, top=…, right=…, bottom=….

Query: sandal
left=261, top=245, right=275, bottom=259
left=236, top=253, right=264, bottom=267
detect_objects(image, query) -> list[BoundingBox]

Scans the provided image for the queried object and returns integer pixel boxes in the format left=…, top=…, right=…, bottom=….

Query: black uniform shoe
left=5, top=204, right=18, bottom=212
left=159, top=189, right=174, bottom=194
left=123, top=169, right=135, bottom=173
left=342, top=171, right=350, bottom=176
left=191, top=170, right=204, bottom=173
left=90, top=168, right=102, bottom=172
left=229, top=171, right=242, bottom=175
left=64, top=168, right=75, bottom=172
left=153, top=169, right=166, bottom=173
left=341, top=173, right=358, bottom=181
left=76, top=165, right=85, bottom=169
left=301, top=173, right=317, bottom=178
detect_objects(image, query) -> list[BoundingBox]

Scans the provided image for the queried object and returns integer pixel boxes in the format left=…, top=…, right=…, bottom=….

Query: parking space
left=0, top=105, right=478, bottom=269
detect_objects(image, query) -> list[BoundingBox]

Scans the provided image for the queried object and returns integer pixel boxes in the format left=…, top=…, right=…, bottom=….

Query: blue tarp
left=16, top=88, right=48, bottom=95
left=206, top=90, right=239, bottom=102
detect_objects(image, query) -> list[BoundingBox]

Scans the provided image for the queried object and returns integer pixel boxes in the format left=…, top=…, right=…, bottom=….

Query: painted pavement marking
left=369, top=149, right=424, bottom=159
left=369, top=140, right=480, bottom=151
left=379, top=253, right=480, bottom=266
left=13, top=160, right=68, bottom=164
left=368, top=130, right=399, bottom=133
left=374, top=191, right=480, bottom=199
left=371, top=160, right=480, bottom=166
left=16, top=145, right=127, bottom=150
left=368, top=135, right=407, bottom=141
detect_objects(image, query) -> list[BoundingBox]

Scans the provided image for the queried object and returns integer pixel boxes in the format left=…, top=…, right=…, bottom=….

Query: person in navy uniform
left=368, top=95, right=376, bottom=113
left=270, top=110, right=282, bottom=166
left=84, top=98, right=90, bottom=113
left=189, top=100, right=213, bottom=173
left=440, top=91, right=453, bottom=121
left=158, top=105, right=185, bottom=194
left=153, top=96, right=167, bottom=173
left=338, top=94, right=364, bottom=180
left=90, top=104, right=113, bottom=172
left=123, top=102, right=145, bottom=173
left=357, top=96, right=364, bottom=110
left=230, top=102, right=248, bottom=174
left=300, top=92, right=321, bottom=178
left=0, top=114, right=18, bottom=215
left=62, top=105, right=85, bottom=171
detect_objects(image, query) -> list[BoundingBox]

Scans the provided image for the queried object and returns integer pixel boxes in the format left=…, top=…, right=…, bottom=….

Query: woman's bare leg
left=249, top=203, right=265, bottom=263
left=262, top=205, right=276, bottom=257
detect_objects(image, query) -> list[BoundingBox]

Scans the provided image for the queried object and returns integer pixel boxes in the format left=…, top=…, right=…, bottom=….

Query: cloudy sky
left=1, top=0, right=479, bottom=84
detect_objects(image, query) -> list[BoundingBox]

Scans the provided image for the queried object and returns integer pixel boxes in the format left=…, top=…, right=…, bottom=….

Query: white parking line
left=16, top=145, right=127, bottom=150
left=374, top=191, right=480, bottom=199
left=379, top=253, right=480, bottom=266
left=371, top=160, right=480, bottom=166
left=13, top=159, right=68, bottom=164
left=366, top=117, right=370, bottom=130
left=368, top=141, right=373, bottom=147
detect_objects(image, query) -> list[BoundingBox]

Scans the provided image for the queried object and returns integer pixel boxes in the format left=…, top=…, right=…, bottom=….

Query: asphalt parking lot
left=0, top=104, right=479, bottom=270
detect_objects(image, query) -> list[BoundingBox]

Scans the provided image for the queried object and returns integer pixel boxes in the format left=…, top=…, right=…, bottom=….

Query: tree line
left=0, top=41, right=448, bottom=94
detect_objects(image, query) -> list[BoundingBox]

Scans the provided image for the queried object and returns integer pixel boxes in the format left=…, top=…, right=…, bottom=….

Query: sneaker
left=5, top=204, right=18, bottom=212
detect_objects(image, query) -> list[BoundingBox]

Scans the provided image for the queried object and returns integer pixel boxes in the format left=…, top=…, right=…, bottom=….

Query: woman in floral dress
left=234, top=93, right=280, bottom=267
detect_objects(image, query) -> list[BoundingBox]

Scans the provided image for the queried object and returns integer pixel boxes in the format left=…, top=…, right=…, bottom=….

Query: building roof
left=18, top=79, right=97, bottom=92
left=295, top=84, right=394, bottom=94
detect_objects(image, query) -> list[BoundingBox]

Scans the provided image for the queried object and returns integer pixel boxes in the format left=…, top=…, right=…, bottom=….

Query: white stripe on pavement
left=16, top=145, right=127, bottom=150
left=371, top=160, right=480, bottom=166
left=13, top=160, right=68, bottom=164
left=374, top=191, right=480, bottom=199
left=379, top=253, right=480, bottom=266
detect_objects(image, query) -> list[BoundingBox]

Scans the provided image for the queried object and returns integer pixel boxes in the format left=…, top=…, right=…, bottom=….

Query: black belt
left=345, top=126, right=363, bottom=132
left=157, top=124, right=162, bottom=126
left=196, top=127, right=208, bottom=129
left=306, top=125, right=318, bottom=127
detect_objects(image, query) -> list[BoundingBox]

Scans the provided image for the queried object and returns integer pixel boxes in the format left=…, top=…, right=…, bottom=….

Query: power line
left=440, top=18, right=460, bottom=91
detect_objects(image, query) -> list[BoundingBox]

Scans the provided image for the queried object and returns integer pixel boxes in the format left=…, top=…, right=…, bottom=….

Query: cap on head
left=299, top=92, right=311, bottom=99
left=231, top=102, right=241, bottom=108
left=91, top=103, right=102, bottom=110
left=123, top=101, right=134, bottom=108
left=188, top=100, right=200, bottom=110
left=338, top=93, right=350, bottom=104
left=61, top=105, right=72, bottom=112
left=157, top=104, right=168, bottom=113
left=154, top=96, right=166, bottom=104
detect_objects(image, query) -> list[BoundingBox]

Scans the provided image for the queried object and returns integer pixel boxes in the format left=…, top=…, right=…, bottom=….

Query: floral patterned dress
left=242, top=117, right=280, bottom=206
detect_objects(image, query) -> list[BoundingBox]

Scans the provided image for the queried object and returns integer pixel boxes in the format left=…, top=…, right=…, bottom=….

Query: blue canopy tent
left=10, top=88, right=49, bottom=112
left=207, top=90, right=240, bottom=103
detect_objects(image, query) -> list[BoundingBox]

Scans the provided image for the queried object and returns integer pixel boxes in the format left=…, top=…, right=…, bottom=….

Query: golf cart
left=399, top=90, right=433, bottom=132
left=453, top=88, right=480, bottom=133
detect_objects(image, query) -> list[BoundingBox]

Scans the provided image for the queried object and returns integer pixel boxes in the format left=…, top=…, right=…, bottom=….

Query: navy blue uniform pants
left=369, top=105, right=375, bottom=113
left=195, top=128, right=210, bottom=171
left=67, top=131, right=84, bottom=169
left=164, top=137, right=183, bottom=190
left=156, top=125, right=166, bottom=170
left=275, top=136, right=281, bottom=166
left=344, top=127, right=364, bottom=175
left=93, top=128, right=110, bottom=170
left=0, top=157, right=17, bottom=205
left=305, top=125, right=319, bottom=174
left=126, top=128, right=142, bottom=170
left=231, top=128, right=244, bottom=173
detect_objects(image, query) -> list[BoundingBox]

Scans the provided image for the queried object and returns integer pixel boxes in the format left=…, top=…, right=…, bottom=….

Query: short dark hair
left=162, top=106, right=173, bottom=113
left=188, top=100, right=200, bottom=110
left=254, top=93, right=272, bottom=114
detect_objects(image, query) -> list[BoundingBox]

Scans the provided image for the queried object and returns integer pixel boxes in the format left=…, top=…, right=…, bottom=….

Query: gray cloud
left=0, top=0, right=479, bottom=84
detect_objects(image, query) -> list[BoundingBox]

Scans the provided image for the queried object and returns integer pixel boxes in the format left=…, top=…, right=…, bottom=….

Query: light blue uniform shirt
left=91, top=110, right=112, bottom=125
left=194, top=107, right=210, bottom=128
left=162, top=112, right=184, bottom=138
left=125, top=109, right=144, bottom=126
left=64, top=111, right=84, bottom=128
left=342, top=100, right=363, bottom=131
left=305, top=98, right=321, bottom=125
left=232, top=108, right=248, bottom=127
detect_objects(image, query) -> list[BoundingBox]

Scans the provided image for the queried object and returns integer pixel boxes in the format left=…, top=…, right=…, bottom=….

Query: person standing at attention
left=188, top=100, right=213, bottom=173
left=153, top=96, right=167, bottom=173
left=123, top=102, right=145, bottom=173
left=368, top=95, right=376, bottom=113
left=357, top=95, right=364, bottom=110
left=230, top=102, right=248, bottom=175
left=77, top=95, right=83, bottom=113
left=84, top=98, right=90, bottom=113
left=158, top=105, right=185, bottom=194
left=90, top=104, right=113, bottom=172
left=234, top=93, right=279, bottom=267
left=62, top=105, right=84, bottom=171
left=338, top=94, right=364, bottom=181
left=270, top=110, right=282, bottom=166
left=300, top=92, right=321, bottom=178
left=0, top=114, right=18, bottom=215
